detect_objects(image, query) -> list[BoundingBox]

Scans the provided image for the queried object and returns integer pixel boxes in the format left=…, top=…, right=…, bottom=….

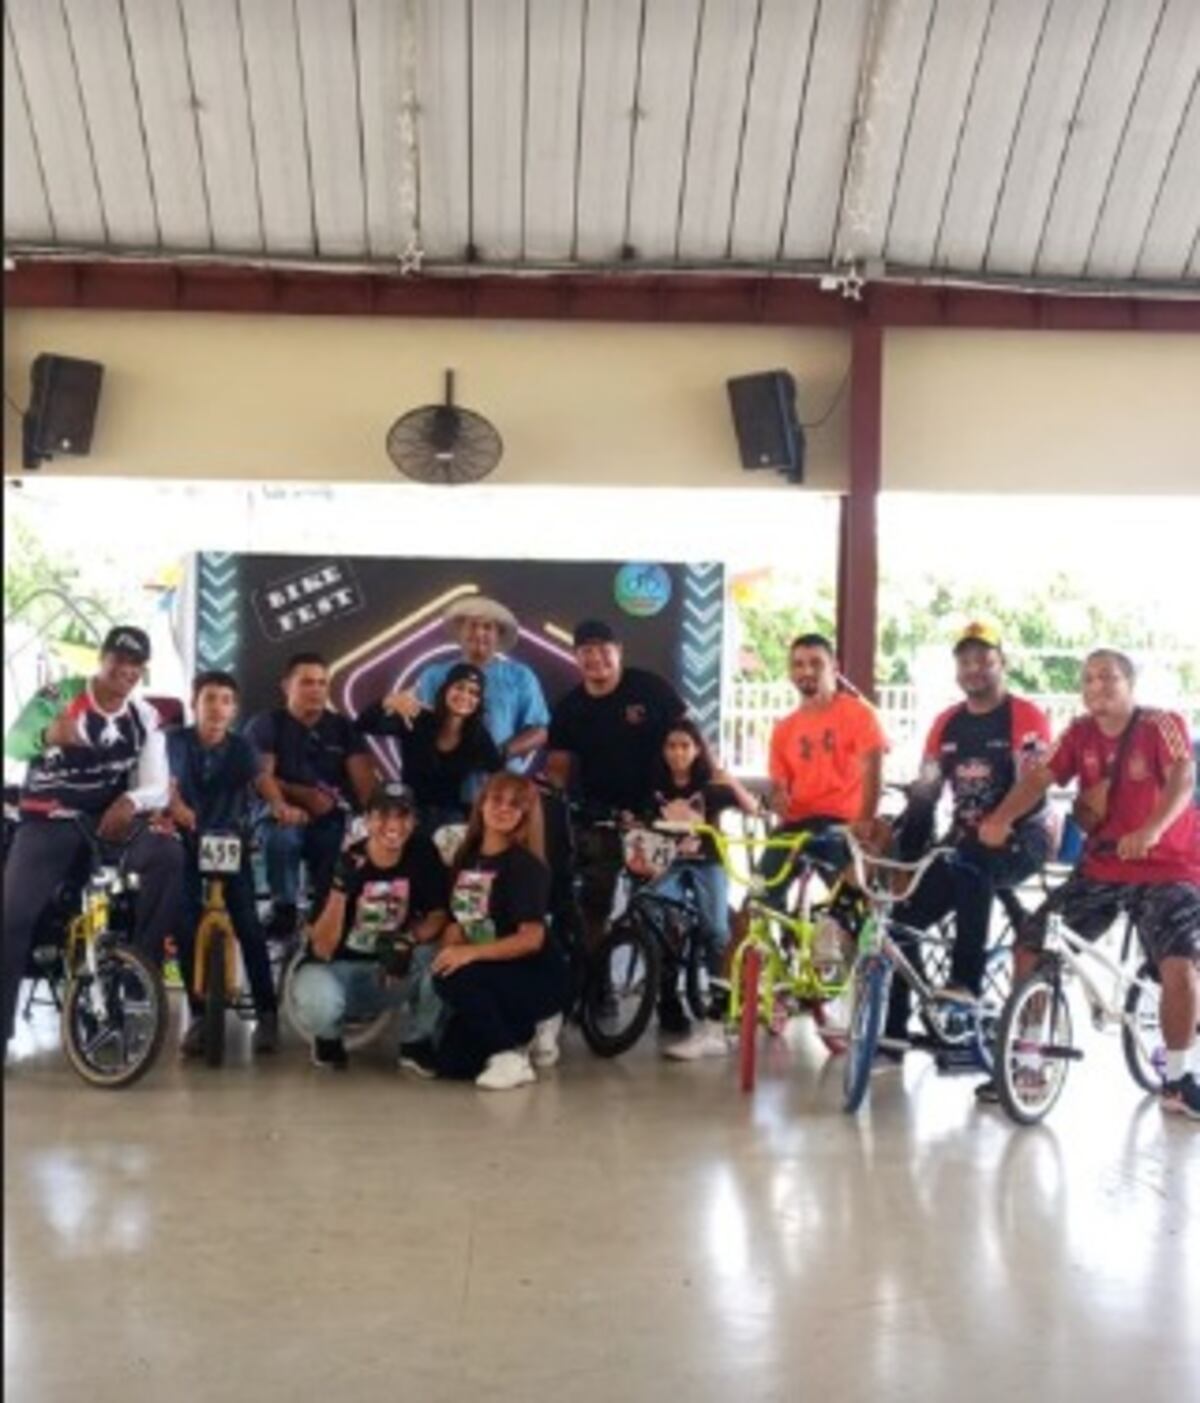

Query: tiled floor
left=4, top=1006, right=1197, bottom=1403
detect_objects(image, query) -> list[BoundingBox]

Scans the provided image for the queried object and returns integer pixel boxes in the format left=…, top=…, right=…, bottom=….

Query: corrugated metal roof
left=4, top=0, right=1198, bottom=291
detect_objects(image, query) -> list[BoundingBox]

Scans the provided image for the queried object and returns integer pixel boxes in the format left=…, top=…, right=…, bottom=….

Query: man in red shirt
left=883, top=624, right=1053, bottom=1049
left=763, top=633, right=888, bottom=908
left=981, top=649, right=1199, bottom=1119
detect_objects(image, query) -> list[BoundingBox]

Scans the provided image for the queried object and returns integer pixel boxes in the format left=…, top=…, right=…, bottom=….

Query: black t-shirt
left=548, top=668, right=686, bottom=812
left=356, top=704, right=501, bottom=812
left=450, top=844, right=550, bottom=951
left=328, top=835, right=449, bottom=962
left=653, top=778, right=738, bottom=863
left=244, top=708, right=368, bottom=807
left=166, top=726, right=259, bottom=833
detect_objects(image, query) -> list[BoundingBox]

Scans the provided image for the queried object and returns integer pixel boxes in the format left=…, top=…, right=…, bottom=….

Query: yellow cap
left=953, top=621, right=1002, bottom=652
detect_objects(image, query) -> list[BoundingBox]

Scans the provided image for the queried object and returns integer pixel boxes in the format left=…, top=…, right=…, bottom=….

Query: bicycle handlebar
left=650, top=820, right=839, bottom=891
left=842, top=830, right=951, bottom=908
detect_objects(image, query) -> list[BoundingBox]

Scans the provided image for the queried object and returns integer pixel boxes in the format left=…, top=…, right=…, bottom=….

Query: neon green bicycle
left=657, top=821, right=859, bottom=1091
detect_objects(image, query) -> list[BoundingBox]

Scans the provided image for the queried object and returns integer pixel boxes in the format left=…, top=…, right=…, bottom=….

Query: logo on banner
left=252, top=560, right=364, bottom=642
left=614, top=563, right=672, bottom=618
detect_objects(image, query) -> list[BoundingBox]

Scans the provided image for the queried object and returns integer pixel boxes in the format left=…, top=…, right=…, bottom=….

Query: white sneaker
left=475, top=1050, right=537, bottom=1091
left=531, top=1013, right=563, bottom=1068
left=663, top=1020, right=729, bottom=1061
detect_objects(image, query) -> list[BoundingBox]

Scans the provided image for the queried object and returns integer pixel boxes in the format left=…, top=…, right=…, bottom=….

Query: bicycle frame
left=1042, top=917, right=1160, bottom=1051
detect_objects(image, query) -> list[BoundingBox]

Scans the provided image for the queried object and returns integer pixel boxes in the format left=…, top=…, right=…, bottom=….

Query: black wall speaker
left=726, top=370, right=804, bottom=482
left=22, top=354, right=105, bottom=470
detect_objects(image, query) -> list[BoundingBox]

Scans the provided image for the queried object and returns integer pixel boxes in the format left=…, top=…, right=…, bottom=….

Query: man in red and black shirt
left=981, top=649, right=1199, bottom=1119
left=884, top=624, right=1053, bottom=1046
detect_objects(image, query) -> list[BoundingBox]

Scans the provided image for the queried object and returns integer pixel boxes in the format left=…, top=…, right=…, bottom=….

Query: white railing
left=720, top=682, right=1200, bottom=780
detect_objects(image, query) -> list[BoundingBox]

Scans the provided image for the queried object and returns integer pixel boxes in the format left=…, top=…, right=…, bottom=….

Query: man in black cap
left=546, top=619, right=686, bottom=958
left=3, top=625, right=184, bottom=1054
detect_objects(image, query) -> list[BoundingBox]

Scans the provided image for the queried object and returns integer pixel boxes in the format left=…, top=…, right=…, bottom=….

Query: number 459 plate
left=199, top=833, right=242, bottom=874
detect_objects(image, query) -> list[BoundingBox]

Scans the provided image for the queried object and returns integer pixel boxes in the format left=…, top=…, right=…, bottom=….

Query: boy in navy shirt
left=168, top=671, right=285, bottom=1057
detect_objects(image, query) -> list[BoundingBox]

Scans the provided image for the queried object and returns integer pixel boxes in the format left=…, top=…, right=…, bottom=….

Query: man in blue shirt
left=167, top=670, right=283, bottom=1057
left=387, top=596, right=549, bottom=774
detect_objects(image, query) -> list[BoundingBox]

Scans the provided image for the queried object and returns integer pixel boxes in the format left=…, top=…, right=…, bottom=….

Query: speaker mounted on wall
left=726, top=370, right=805, bottom=483
left=22, top=354, right=105, bottom=470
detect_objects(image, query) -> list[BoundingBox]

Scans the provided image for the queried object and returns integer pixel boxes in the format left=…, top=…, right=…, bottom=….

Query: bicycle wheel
left=1122, top=965, right=1165, bottom=1094
left=684, top=926, right=711, bottom=1023
left=738, top=944, right=763, bottom=1092
left=842, top=957, right=888, bottom=1114
left=994, top=968, right=1075, bottom=1125
left=579, top=915, right=661, bottom=1058
left=61, top=945, right=167, bottom=1090
left=973, top=943, right=1012, bottom=1076
left=281, top=947, right=393, bottom=1052
left=202, top=926, right=227, bottom=1069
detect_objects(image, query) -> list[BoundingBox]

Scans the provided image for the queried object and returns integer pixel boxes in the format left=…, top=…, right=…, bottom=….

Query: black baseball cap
left=366, top=781, right=416, bottom=816
left=101, top=626, right=151, bottom=663
left=573, top=619, right=618, bottom=648
left=444, top=662, right=486, bottom=691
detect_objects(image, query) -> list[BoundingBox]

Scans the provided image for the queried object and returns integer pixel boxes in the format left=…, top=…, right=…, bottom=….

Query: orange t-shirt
left=769, top=693, right=888, bottom=823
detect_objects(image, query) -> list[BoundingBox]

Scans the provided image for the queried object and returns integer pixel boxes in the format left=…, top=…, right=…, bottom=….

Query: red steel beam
left=837, top=324, right=883, bottom=701
left=6, top=259, right=1199, bottom=331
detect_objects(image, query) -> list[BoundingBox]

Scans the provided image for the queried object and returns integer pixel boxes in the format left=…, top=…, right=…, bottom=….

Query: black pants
left=433, top=948, right=569, bottom=1079
left=883, top=832, right=1049, bottom=1041
left=574, top=826, right=624, bottom=950
left=178, top=861, right=277, bottom=1017
left=3, top=817, right=184, bottom=1044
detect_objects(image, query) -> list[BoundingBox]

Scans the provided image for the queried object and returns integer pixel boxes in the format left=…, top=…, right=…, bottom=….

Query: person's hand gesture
left=1117, top=825, right=1161, bottom=862
left=432, top=944, right=477, bottom=977
left=382, top=690, right=425, bottom=729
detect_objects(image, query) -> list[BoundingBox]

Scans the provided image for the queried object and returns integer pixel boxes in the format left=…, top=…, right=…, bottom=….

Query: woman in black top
left=357, top=663, right=502, bottom=833
left=427, top=774, right=568, bottom=1089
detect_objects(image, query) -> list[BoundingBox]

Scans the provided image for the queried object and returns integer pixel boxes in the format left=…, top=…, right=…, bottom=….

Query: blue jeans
left=648, top=862, right=730, bottom=973
left=255, top=810, right=346, bottom=916
left=291, top=949, right=441, bottom=1041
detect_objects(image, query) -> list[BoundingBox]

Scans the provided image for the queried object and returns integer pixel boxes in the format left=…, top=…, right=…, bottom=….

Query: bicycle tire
left=202, top=924, right=228, bottom=1069
left=973, top=944, right=1012, bottom=1076
left=995, top=968, right=1074, bottom=1126
left=1122, top=965, right=1165, bottom=1094
left=579, top=916, right=661, bottom=1058
left=61, top=945, right=167, bottom=1090
left=281, top=947, right=394, bottom=1052
left=738, top=944, right=762, bottom=1092
left=842, top=957, right=887, bottom=1114
left=684, top=926, right=710, bottom=1023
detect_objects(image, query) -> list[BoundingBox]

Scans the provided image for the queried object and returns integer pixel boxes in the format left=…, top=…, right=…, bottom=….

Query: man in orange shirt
left=763, top=633, right=888, bottom=908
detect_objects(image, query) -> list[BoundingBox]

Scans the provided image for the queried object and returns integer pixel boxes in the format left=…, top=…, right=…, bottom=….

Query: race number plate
left=621, top=828, right=677, bottom=880
left=198, top=833, right=242, bottom=874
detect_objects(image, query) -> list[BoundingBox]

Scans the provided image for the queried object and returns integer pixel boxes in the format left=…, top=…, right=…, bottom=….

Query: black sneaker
left=311, top=1037, right=348, bottom=1071
left=252, top=1011, right=280, bottom=1055
left=397, top=1039, right=438, bottom=1080
left=974, top=1078, right=1000, bottom=1104
left=1162, top=1072, right=1200, bottom=1120
left=658, top=997, right=691, bottom=1037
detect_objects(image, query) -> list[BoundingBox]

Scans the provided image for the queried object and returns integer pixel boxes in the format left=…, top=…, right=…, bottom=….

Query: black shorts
left=1018, top=874, right=1200, bottom=967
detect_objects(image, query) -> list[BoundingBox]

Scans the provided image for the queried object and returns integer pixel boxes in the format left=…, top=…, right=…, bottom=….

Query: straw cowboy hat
left=444, top=595, right=519, bottom=651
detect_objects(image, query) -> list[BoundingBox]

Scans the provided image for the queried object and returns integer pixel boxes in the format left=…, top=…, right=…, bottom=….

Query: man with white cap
left=384, top=595, right=549, bottom=772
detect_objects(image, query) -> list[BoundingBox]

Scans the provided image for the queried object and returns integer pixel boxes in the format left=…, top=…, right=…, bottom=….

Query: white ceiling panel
left=3, top=16, right=54, bottom=241
left=1136, top=72, right=1200, bottom=279
left=295, top=0, right=367, bottom=256
left=241, top=0, right=316, bottom=256
left=1085, top=0, right=1200, bottom=279
left=574, top=0, right=642, bottom=260
left=179, top=0, right=263, bottom=252
left=934, top=0, right=1053, bottom=273
left=818, top=0, right=933, bottom=264
left=524, top=0, right=584, bottom=262
left=414, top=0, right=470, bottom=259
left=886, top=0, right=992, bottom=269
left=6, top=0, right=106, bottom=244
left=985, top=0, right=1107, bottom=275
left=61, top=0, right=158, bottom=248
left=471, top=0, right=526, bottom=262
left=675, top=0, right=758, bottom=262
left=626, top=0, right=703, bottom=261
left=122, top=0, right=212, bottom=249
left=1035, top=0, right=1166, bottom=276
left=727, top=0, right=820, bottom=262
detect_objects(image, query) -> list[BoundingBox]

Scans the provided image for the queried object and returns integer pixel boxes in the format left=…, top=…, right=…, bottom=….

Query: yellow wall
left=6, top=310, right=1198, bottom=496
left=2, top=310, right=849, bottom=491
left=884, top=329, right=1200, bottom=494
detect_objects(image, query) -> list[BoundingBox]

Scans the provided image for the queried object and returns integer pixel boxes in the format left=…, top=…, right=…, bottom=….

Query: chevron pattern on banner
left=196, top=552, right=239, bottom=670
left=679, top=562, right=723, bottom=744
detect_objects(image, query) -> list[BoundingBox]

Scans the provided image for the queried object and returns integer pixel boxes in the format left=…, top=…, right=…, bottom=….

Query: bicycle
left=839, top=832, right=1011, bottom=1114
left=991, top=896, right=1173, bottom=1126
left=56, top=815, right=170, bottom=1089
left=189, top=829, right=263, bottom=1069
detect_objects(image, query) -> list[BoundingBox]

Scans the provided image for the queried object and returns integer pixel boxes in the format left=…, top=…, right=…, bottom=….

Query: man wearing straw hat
left=385, top=595, right=549, bottom=774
